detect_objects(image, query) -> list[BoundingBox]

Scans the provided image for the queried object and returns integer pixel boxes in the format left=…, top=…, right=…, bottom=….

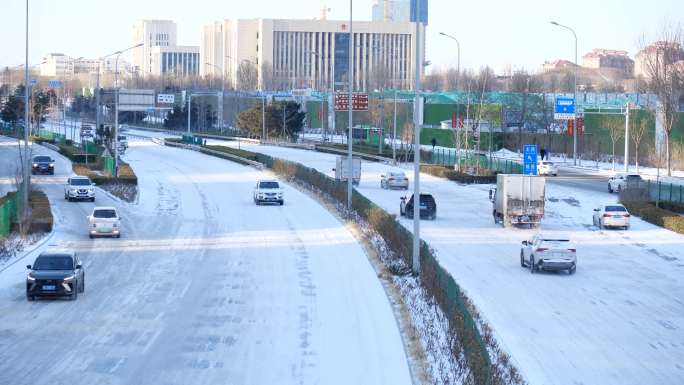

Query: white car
left=608, top=173, right=644, bottom=193
left=88, top=207, right=121, bottom=238
left=253, top=180, right=284, bottom=205
left=380, top=171, right=409, bottom=190
left=593, top=204, right=631, bottom=230
left=538, top=161, right=558, bottom=176
left=64, top=176, right=95, bottom=202
left=520, top=234, right=577, bottom=274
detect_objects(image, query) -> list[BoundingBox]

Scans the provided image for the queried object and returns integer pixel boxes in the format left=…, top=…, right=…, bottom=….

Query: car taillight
left=388, top=178, right=395, bottom=181
left=624, top=214, right=630, bottom=217
left=568, top=248, right=576, bottom=252
left=603, top=214, right=612, bottom=217
left=536, top=248, right=548, bottom=252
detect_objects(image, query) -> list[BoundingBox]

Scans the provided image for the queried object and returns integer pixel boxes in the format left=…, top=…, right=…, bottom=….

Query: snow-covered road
left=188, top=136, right=684, bottom=385
left=0, top=136, right=412, bottom=385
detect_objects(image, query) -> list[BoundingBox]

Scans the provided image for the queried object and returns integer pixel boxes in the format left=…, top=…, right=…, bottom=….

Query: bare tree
left=237, top=61, right=258, bottom=91
left=630, top=114, right=649, bottom=172
left=606, top=116, right=624, bottom=171
left=640, top=23, right=684, bottom=176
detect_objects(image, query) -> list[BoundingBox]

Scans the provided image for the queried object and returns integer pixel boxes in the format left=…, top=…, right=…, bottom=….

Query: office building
left=40, top=53, right=74, bottom=77
left=201, top=18, right=425, bottom=91
left=132, top=20, right=178, bottom=75
left=372, top=0, right=428, bottom=24
left=149, top=46, right=200, bottom=77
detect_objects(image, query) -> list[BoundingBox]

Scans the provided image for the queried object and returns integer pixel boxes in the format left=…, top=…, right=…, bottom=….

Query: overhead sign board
left=157, top=93, right=175, bottom=104
left=554, top=97, right=576, bottom=120
left=118, top=89, right=155, bottom=112
left=523, top=144, right=538, bottom=176
left=334, top=93, right=369, bottom=112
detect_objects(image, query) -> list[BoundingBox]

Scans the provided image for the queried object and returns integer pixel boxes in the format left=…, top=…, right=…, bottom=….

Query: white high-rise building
left=372, top=0, right=410, bottom=22
left=40, top=53, right=74, bottom=78
left=132, top=20, right=177, bottom=75
left=201, top=18, right=425, bottom=91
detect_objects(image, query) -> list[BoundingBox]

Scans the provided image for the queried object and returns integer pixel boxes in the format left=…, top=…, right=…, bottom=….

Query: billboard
left=118, top=89, right=155, bottom=112
left=157, top=94, right=175, bottom=104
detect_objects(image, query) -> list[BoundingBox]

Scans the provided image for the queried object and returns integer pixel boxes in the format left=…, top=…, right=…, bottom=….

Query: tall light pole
left=412, top=0, right=423, bottom=274
left=113, top=43, right=143, bottom=177
left=95, top=52, right=118, bottom=135
left=347, top=0, right=354, bottom=211
left=439, top=31, right=462, bottom=168
left=551, top=21, right=578, bottom=165
left=22, top=0, right=29, bottom=219
left=205, top=62, right=225, bottom=133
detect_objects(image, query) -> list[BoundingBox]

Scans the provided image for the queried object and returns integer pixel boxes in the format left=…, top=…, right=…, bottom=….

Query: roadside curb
left=0, top=230, right=56, bottom=274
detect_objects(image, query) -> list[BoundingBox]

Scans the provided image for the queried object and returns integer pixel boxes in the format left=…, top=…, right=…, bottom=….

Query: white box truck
left=489, top=174, right=545, bottom=227
left=334, top=156, right=361, bottom=186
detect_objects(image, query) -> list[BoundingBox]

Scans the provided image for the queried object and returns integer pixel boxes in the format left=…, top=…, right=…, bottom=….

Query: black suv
left=400, top=193, right=437, bottom=220
left=31, top=155, right=55, bottom=175
left=26, top=252, right=85, bottom=301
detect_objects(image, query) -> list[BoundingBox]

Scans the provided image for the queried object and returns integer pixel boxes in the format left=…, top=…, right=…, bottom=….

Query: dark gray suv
left=26, top=251, right=85, bottom=301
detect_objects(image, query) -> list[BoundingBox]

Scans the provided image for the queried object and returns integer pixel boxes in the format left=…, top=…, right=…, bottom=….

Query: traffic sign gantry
left=523, top=144, right=538, bottom=176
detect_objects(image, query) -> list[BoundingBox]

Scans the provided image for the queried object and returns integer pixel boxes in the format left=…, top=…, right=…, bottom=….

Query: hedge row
left=421, top=164, right=498, bottom=184
left=29, top=190, right=53, bottom=234
left=177, top=142, right=497, bottom=384
left=72, top=163, right=138, bottom=186
left=621, top=200, right=684, bottom=235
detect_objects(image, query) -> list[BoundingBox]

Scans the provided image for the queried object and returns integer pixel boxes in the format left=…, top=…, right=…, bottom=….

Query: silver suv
left=64, top=176, right=95, bottom=202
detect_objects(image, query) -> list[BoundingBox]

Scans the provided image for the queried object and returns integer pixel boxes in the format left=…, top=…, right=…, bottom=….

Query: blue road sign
left=523, top=144, right=538, bottom=176
left=30, top=79, right=37, bottom=87
left=48, top=79, right=62, bottom=88
left=554, top=97, right=576, bottom=120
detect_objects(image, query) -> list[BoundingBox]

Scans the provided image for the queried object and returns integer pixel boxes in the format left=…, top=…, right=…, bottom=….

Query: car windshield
left=70, top=178, right=91, bottom=186
left=605, top=205, right=627, bottom=212
left=626, top=175, right=642, bottom=180
left=390, top=172, right=406, bottom=178
left=93, top=209, right=117, bottom=218
left=34, top=156, right=51, bottom=163
left=33, top=255, right=73, bottom=270
left=259, top=182, right=279, bottom=189
left=541, top=238, right=570, bottom=243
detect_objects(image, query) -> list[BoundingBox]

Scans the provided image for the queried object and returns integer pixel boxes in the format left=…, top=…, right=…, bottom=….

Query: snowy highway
left=190, top=135, right=684, bottom=385
left=0, top=136, right=412, bottom=385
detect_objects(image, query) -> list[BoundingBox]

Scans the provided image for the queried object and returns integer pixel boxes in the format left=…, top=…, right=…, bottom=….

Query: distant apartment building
left=634, top=41, right=684, bottom=78
left=131, top=20, right=178, bottom=75
left=582, top=49, right=633, bottom=75
left=542, top=59, right=577, bottom=73
left=149, top=45, right=200, bottom=77
left=201, top=18, right=425, bottom=91
left=39, top=53, right=74, bottom=77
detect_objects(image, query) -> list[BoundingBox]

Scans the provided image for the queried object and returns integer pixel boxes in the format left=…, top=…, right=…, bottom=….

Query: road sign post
left=554, top=97, right=576, bottom=121
left=523, top=144, right=538, bottom=176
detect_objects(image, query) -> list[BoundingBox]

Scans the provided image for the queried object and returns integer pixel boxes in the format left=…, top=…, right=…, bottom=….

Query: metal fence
left=426, top=148, right=523, bottom=174
left=0, top=190, right=20, bottom=238
left=631, top=179, right=684, bottom=204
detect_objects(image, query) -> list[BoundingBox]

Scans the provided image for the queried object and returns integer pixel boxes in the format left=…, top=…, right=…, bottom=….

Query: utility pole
left=412, top=0, right=422, bottom=274
left=113, top=43, right=142, bottom=177
left=624, top=102, right=630, bottom=173
left=551, top=21, right=578, bottom=165
left=393, top=89, right=398, bottom=164
left=187, top=94, right=192, bottom=134
left=346, top=0, right=354, bottom=211
left=22, top=0, right=30, bottom=222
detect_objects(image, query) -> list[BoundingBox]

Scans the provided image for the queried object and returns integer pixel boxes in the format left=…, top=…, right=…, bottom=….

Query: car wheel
left=26, top=294, right=34, bottom=301
left=520, top=252, right=526, bottom=267
left=553, top=173, right=558, bottom=177
left=617, top=185, right=622, bottom=193
left=569, top=265, right=576, bottom=275
left=89, top=234, right=94, bottom=239
left=70, top=288, right=78, bottom=301
left=279, top=200, right=284, bottom=206
left=530, top=256, right=536, bottom=274
left=116, top=234, right=121, bottom=239
left=608, top=184, right=613, bottom=193
left=79, top=278, right=85, bottom=293
left=599, top=220, right=604, bottom=230
left=91, top=197, right=95, bottom=202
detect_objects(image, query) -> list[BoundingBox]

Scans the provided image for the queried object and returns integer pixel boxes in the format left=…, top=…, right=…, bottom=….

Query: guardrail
left=163, top=139, right=263, bottom=170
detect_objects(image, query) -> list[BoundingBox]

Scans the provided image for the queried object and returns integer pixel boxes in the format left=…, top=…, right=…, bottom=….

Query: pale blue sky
left=1, top=0, right=681, bottom=73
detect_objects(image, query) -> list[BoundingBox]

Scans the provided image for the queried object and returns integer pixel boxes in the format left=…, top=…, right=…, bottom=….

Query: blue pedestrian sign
left=554, top=97, right=575, bottom=120
left=523, top=144, right=538, bottom=176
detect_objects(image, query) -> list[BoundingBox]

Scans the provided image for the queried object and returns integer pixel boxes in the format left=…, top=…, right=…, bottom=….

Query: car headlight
left=32, top=163, right=38, bottom=167
left=49, top=163, right=54, bottom=167
left=27, top=274, right=35, bottom=282
left=70, top=188, right=78, bottom=193
left=63, top=275, right=75, bottom=282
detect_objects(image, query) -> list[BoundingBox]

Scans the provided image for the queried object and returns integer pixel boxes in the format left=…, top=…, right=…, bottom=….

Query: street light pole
left=23, top=0, right=29, bottom=219
left=551, top=21, right=578, bottom=165
left=206, top=62, right=225, bottom=133
left=439, top=31, right=462, bottom=168
left=438, top=32, right=460, bottom=90
left=347, top=0, right=354, bottom=211
left=412, top=0, right=422, bottom=274
left=113, top=43, right=143, bottom=177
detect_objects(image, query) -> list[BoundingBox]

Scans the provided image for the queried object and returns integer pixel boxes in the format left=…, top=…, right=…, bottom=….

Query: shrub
left=621, top=201, right=684, bottom=235
left=421, top=165, right=497, bottom=184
